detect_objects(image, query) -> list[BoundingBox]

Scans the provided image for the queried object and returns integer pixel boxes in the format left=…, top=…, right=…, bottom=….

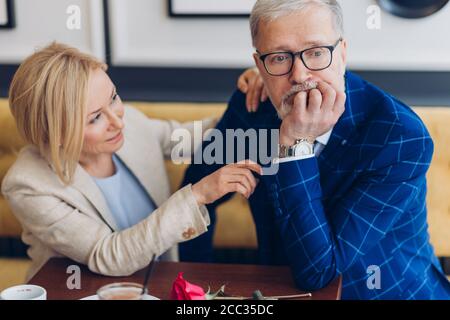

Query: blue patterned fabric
left=179, top=71, right=450, bottom=299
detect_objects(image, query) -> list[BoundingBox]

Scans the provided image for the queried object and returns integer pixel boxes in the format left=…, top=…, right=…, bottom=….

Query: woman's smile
left=106, top=131, right=123, bottom=144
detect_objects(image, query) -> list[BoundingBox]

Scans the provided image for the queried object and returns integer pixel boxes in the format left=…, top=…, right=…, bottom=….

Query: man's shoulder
left=347, top=72, right=429, bottom=140
left=226, top=89, right=255, bottom=121
left=228, top=89, right=247, bottom=111
left=223, top=89, right=278, bottom=129
left=371, top=91, right=429, bottom=140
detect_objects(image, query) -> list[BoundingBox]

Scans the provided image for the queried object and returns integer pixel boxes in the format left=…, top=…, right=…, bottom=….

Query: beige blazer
left=1, top=106, right=212, bottom=281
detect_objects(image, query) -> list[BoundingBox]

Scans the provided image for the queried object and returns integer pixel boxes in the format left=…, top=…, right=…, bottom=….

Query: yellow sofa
left=1, top=99, right=449, bottom=290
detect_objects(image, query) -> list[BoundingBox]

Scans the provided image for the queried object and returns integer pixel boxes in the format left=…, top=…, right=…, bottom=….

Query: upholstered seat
left=0, top=258, right=32, bottom=290
left=413, top=107, right=450, bottom=279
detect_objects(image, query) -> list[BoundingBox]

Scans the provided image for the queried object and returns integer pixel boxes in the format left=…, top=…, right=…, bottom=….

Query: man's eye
left=112, top=93, right=118, bottom=101
left=270, top=54, right=289, bottom=64
left=307, top=49, right=324, bottom=58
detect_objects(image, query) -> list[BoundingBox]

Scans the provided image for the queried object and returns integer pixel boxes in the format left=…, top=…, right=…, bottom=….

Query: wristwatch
left=278, top=138, right=314, bottom=158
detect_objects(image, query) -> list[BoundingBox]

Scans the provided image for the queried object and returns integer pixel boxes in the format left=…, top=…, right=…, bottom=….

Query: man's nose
left=288, top=55, right=312, bottom=85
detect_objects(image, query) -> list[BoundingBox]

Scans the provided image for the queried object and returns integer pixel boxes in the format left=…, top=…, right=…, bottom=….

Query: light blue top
left=93, top=154, right=156, bottom=231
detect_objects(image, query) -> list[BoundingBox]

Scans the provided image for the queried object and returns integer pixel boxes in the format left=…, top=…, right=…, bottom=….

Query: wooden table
left=28, top=258, right=341, bottom=300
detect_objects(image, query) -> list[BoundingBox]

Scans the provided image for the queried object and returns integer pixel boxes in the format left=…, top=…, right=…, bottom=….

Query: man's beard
left=277, top=80, right=318, bottom=119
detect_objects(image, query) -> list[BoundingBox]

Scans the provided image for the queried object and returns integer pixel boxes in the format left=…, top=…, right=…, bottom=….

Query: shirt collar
left=316, top=128, right=333, bottom=146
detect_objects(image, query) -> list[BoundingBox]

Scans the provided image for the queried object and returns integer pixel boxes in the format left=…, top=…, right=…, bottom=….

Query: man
left=179, top=0, right=450, bottom=299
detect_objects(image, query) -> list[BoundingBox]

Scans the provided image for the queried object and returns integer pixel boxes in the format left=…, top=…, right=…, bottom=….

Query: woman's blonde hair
left=8, top=42, right=107, bottom=185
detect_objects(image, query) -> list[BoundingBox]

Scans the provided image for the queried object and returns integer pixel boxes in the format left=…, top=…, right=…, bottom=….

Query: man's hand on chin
left=279, top=81, right=346, bottom=146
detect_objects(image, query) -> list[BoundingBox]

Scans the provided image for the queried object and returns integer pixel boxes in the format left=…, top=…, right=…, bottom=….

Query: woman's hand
left=192, top=160, right=262, bottom=206
left=237, top=67, right=269, bottom=113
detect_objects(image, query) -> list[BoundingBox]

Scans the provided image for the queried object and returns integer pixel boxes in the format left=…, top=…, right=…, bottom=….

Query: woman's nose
left=109, top=111, right=124, bottom=130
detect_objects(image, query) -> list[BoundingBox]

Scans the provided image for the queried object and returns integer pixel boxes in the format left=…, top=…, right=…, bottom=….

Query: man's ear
left=339, top=39, right=348, bottom=76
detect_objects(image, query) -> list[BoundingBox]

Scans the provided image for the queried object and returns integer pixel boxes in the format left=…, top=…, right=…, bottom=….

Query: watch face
left=293, top=141, right=314, bottom=156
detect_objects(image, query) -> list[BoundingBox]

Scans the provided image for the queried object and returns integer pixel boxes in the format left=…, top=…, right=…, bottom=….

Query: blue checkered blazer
left=179, top=71, right=450, bottom=299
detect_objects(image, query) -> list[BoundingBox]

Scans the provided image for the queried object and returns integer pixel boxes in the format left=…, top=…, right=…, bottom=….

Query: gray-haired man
left=180, top=0, right=450, bottom=300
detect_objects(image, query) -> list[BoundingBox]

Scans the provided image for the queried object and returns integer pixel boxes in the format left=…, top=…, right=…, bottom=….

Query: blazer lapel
left=70, top=126, right=164, bottom=231
left=317, top=72, right=367, bottom=170
left=71, top=165, right=119, bottom=231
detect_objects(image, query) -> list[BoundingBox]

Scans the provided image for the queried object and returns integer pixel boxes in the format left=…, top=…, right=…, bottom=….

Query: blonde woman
left=1, top=43, right=261, bottom=280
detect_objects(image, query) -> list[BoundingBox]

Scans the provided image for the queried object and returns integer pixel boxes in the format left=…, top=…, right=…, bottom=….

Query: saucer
left=80, top=293, right=160, bottom=300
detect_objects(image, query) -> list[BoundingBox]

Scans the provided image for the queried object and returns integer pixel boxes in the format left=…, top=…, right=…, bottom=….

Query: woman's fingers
left=194, top=160, right=262, bottom=206
left=227, top=175, right=253, bottom=198
left=235, top=160, right=262, bottom=175
left=237, top=73, right=249, bottom=93
left=261, top=87, right=269, bottom=102
left=246, top=75, right=258, bottom=112
left=251, top=78, right=265, bottom=112
left=226, top=167, right=260, bottom=197
left=237, top=68, right=266, bottom=113
left=229, top=168, right=257, bottom=191
left=231, top=182, right=250, bottom=199
left=246, top=75, right=266, bottom=112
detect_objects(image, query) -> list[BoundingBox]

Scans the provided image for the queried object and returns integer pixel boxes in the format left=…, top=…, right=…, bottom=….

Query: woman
left=1, top=42, right=261, bottom=280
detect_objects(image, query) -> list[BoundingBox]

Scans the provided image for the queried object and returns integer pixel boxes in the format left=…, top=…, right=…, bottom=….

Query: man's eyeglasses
left=258, top=38, right=343, bottom=76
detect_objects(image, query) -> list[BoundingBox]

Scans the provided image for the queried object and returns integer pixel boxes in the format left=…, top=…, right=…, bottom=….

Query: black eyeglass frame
left=258, top=37, right=343, bottom=76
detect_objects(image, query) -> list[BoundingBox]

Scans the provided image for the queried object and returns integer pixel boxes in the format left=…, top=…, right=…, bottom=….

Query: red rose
left=170, top=272, right=206, bottom=300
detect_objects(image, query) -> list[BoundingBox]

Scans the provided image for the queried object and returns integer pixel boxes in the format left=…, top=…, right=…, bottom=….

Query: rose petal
left=170, top=272, right=205, bottom=300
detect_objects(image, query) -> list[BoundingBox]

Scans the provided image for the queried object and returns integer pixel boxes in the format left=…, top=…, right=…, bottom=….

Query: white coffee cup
left=0, top=284, right=47, bottom=300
